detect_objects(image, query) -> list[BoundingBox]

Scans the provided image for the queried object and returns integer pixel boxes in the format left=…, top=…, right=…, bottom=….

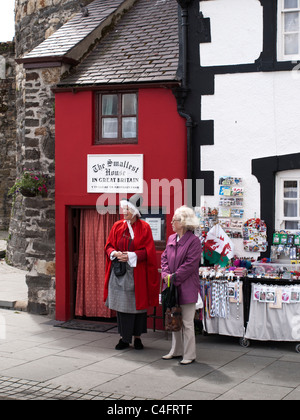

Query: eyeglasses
left=171, top=218, right=181, bottom=223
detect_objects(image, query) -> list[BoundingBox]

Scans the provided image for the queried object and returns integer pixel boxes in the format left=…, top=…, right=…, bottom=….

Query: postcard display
left=218, top=177, right=244, bottom=239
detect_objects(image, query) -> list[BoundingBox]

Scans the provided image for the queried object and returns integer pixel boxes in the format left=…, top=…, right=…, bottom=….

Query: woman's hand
left=115, top=252, right=129, bottom=262
left=163, top=275, right=173, bottom=285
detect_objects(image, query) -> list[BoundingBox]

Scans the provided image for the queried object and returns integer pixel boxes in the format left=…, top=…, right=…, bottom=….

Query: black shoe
left=134, top=338, right=144, bottom=350
left=115, top=339, right=129, bottom=350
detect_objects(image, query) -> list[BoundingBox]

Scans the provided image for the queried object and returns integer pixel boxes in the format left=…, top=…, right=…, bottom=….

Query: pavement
left=0, top=235, right=300, bottom=401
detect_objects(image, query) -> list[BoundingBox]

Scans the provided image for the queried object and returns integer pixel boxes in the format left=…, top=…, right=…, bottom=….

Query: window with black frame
left=278, top=0, right=300, bottom=60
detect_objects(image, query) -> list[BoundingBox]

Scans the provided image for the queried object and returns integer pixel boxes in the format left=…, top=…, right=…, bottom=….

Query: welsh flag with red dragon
left=204, top=225, right=234, bottom=267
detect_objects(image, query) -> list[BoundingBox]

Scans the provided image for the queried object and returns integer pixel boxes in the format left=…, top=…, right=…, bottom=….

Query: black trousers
left=117, top=312, right=147, bottom=343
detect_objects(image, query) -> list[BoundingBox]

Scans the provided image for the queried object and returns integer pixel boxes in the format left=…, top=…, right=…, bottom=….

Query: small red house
left=53, top=0, right=187, bottom=324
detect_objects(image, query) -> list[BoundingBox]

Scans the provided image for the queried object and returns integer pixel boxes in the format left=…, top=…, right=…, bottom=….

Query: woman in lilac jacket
left=161, top=206, right=201, bottom=365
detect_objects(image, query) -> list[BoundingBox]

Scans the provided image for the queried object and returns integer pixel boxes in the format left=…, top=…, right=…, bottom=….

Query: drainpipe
left=176, top=0, right=194, bottom=203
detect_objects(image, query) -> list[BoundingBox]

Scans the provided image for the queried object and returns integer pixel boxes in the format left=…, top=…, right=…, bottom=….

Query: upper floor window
left=95, top=92, right=138, bottom=144
left=278, top=0, right=300, bottom=61
left=276, top=170, right=300, bottom=231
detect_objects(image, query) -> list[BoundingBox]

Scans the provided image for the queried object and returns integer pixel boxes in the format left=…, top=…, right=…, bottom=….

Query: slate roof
left=23, top=0, right=126, bottom=59
left=60, top=0, right=180, bottom=86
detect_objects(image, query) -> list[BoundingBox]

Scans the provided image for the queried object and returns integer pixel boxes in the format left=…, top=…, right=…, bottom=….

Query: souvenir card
left=235, top=198, right=244, bottom=206
left=259, top=289, right=266, bottom=302
left=219, top=197, right=235, bottom=207
left=231, top=187, right=244, bottom=197
left=282, top=289, right=291, bottom=304
left=218, top=208, right=231, bottom=218
left=273, top=233, right=281, bottom=244
left=228, top=282, right=243, bottom=303
left=253, top=285, right=261, bottom=301
left=230, top=219, right=243, bottom=229
left=269, top=289, right=283, bottom=309
left=219, top=177, right=242, bottom=186
left=228, top=283, right=235, bottom=298
left=219, top=186, right=232, bottom=196
left=290, top=289, right=300, bottom=303
left=219, top=219, right=231, bottom=228
left=231, top=208, right=244, bottom=218
left=265, top=288, right=276, bottom=303
left=280, top=234, right=288, bottom=245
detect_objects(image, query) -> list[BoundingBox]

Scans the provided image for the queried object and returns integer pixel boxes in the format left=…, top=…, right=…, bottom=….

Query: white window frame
left=275, top=170, right=300, bottom=231
left=277, top=0, right=300, bottom=61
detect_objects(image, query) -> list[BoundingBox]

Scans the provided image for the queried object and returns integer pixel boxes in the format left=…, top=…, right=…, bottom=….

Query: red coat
left=104, top=219, right=159, bottom=310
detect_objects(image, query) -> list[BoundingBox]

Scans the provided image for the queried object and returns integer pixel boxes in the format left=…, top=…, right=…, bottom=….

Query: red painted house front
left=55, top=87, right=186, bottom=323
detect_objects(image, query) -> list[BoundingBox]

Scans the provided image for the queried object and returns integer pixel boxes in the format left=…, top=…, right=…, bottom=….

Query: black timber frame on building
left=175, top=0, right=300, bottom=256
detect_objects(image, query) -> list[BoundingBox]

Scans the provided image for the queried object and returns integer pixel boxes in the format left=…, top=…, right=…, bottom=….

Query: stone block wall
left=6, top=0, right=92, bottom=316
left=0, top=42, right=16, bottom=231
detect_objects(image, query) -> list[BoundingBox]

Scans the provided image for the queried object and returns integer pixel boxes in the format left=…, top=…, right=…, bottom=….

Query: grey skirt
left=106, top=264, right=147, bottom=314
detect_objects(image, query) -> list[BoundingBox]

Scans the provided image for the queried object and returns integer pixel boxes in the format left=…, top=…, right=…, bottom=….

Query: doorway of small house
left=70, top=207, right=119, bottom=329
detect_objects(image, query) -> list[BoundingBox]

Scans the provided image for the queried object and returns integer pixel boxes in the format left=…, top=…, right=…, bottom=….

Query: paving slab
left=217, top=380, right=294, bottom=400
left=0, top=260, right=28, bottom=308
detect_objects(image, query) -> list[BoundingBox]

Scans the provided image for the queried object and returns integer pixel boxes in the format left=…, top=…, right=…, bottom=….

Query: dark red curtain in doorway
left=75, top=209, right=118, bottom=318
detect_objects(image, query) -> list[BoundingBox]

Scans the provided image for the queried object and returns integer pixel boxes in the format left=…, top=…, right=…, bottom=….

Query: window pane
left=284, top=33, right=299, bottom=54
left=102, top=118, right=118, bottom=138
left=122, top=117, right=136, bottom=138
left=284, top=181, right=298, bottom=197
left=284, top=200, right=297, bottom=217
left=284, top=0, right=298, bottom=9
left=102, top=95, right=118, bottom=116
left=284, top=12, right=299, bottom=31
left=122, top=94, right=137, bottom=115
left=285, top=220, right=300, bottom=229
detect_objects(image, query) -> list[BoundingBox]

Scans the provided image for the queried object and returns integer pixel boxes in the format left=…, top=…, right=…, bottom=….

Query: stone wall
left=7, top=0, right=93, bottom=316
left=0, top=42, right=16, bottom=231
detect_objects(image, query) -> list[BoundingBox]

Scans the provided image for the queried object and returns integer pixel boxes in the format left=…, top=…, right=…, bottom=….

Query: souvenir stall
left=199, top=225, right=300, bottom=353
left=199, top=264, right=300, bottom=353
left=196, top=174, right=300, bottom=352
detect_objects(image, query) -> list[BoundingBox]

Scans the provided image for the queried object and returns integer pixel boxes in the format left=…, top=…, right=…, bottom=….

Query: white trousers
left=169, top=303, right=196, bottom=361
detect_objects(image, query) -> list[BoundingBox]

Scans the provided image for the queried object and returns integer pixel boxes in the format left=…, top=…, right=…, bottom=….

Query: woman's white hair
left=174, top=205, right=199, bottom=231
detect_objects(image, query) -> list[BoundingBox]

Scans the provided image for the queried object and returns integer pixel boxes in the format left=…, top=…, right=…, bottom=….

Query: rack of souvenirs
left=194, top=206, right=218, bottom=237
left=218, top=177, right=244, bottom=239
left=198, top=263, right=300, bottom=352
left=243, top=218, right=268, bottom=252
left=199, top=267, right=246, bottom=339
left=199, top=260, right=300, bottom=281
left=271, top=230, right=300, bottom=261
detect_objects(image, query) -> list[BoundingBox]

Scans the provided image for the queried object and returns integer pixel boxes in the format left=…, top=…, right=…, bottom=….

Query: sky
left=0, top=0, right=15, bottom=42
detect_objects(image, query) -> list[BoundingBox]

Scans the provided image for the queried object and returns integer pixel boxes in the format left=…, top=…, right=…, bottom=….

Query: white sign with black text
left=87, top=154, right=144, bottom=193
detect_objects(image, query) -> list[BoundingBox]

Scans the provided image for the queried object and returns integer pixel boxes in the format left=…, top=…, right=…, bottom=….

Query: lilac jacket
left=161, top=231, right=202, bottom=305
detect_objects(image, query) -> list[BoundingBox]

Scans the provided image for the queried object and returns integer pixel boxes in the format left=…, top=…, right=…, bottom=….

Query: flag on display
left=204, top=224, right=234, bottom=267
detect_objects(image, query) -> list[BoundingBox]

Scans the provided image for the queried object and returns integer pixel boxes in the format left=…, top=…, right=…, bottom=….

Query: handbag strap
left=170, top=274, right=179, bottom=306
left=127, top=238, right=132, bottom=251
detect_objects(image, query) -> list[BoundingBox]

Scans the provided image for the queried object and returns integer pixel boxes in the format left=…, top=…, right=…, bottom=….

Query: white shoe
left=179, top=359, right=195, bottom=365
left=162, top=353, right=182, bottom=360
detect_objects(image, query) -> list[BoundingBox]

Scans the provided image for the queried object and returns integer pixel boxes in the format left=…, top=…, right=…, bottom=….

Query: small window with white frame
left=276, top=170, right=300, bottom=231
left=278, top=0, right=300, bottom=61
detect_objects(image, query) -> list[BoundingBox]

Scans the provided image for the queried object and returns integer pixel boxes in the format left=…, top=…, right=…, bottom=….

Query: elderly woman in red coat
left=161, top=206, right=201, bottom=365
left=104, top=194, right=158, bottom=350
